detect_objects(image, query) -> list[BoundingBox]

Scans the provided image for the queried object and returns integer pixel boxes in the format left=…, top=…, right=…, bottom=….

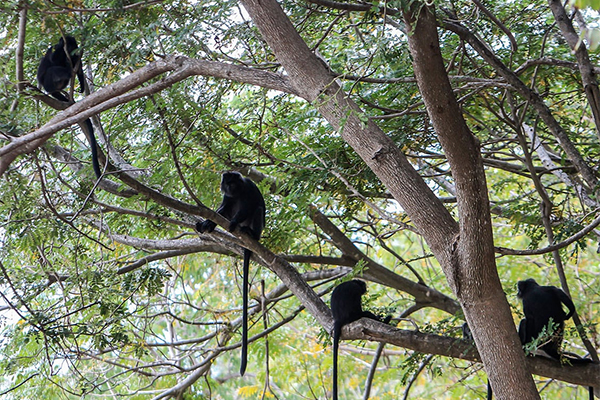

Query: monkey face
left=220, top=171, right=244, bottom=196
left=355, top=280, right=367, bottom=295
left=65, top=36, right=77, bottom=48
left=517, top=278, right=538, bottom=299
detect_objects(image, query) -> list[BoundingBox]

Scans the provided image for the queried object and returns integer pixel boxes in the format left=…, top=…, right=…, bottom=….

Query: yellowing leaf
left=237, top=385, right=260, bottom=397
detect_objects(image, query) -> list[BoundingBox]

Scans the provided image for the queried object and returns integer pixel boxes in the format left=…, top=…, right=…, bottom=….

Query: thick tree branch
left=406, top=6, right=539, bottom=399
left=310, top=205, right=460, bottom=314
left=0, top=56, right=296, bottom=177
left=346, top=319, right=600, bottom=389
left=239, top=0, right=460, bottom=270
left=111, top=167, right=333, bottom=330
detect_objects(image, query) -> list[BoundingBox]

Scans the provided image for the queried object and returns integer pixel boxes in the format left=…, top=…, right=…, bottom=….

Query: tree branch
left=0, top=56, right=296, bottom=177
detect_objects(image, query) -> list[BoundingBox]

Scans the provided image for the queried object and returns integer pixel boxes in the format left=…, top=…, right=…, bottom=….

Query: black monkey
left=196, top=171, right=265, bottom=376
left=517, top=278, right=575, bottom=360
left=37, top=36, right=101, bottom=178
left=330, top=279, right=389, bottom=400
left=518, top=278, right=594, bottom=399
left=37, top=35, right=84, bottom=102
left=461, top=322, right=493, bottom=400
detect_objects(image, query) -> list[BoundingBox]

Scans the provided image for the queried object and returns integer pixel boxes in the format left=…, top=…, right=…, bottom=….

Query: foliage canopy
left=0, top=0, right=599, bottom=399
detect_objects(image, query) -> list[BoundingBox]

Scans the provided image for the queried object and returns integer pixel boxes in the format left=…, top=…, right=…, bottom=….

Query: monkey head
left=220, top=171, right=245, bottom=197
left=517, top=278, right=539, bottom=299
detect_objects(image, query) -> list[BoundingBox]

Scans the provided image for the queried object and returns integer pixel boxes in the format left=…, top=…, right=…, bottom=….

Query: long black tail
left=83, top=119, right=101, bottom=178
left=239, top=248, right=251, bottom=376
left=333, top=322, right=341, bottom=400
left=487, top=379, right=492, bottom=400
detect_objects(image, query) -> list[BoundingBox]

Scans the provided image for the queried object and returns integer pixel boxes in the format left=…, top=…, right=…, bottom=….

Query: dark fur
left=37, top=35, right=84, bottom=101
left=196, top=171, right=265, bottom=376
left=517, top=278, right=575, bottom=359
left=330, top=280, right=388, bottom=400
left=518, top=278, right=594, bottom=399
left=37, top=36, right=101, bottom=178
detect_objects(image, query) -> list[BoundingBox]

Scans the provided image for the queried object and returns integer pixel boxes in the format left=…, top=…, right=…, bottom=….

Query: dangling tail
left=83, top=119, right=101, bottom=178
left=239, top=248, right=251, bottom=376
left=332, top=322, right=341, bottom=400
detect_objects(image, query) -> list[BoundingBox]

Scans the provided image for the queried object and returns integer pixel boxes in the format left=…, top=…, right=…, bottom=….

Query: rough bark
left=403, top=6, right=539, bottom=399
left=238, top=0, right=458, bottom=264
left=237, top=0, right=539, bottom=398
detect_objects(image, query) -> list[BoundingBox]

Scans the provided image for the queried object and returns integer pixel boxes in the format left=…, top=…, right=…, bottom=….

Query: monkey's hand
left=228, top=220, right=238, bottom=233
left=196, top=220, right=217, bottom=233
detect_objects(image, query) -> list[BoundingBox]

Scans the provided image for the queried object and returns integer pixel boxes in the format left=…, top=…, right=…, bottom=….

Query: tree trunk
left=238, top=0, right=540, bottom=398
left=404, top=6, right=540, bottom=399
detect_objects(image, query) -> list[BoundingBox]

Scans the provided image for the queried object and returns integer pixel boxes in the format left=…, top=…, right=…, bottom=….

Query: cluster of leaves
left=0, top=0, right=599, bottom=398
